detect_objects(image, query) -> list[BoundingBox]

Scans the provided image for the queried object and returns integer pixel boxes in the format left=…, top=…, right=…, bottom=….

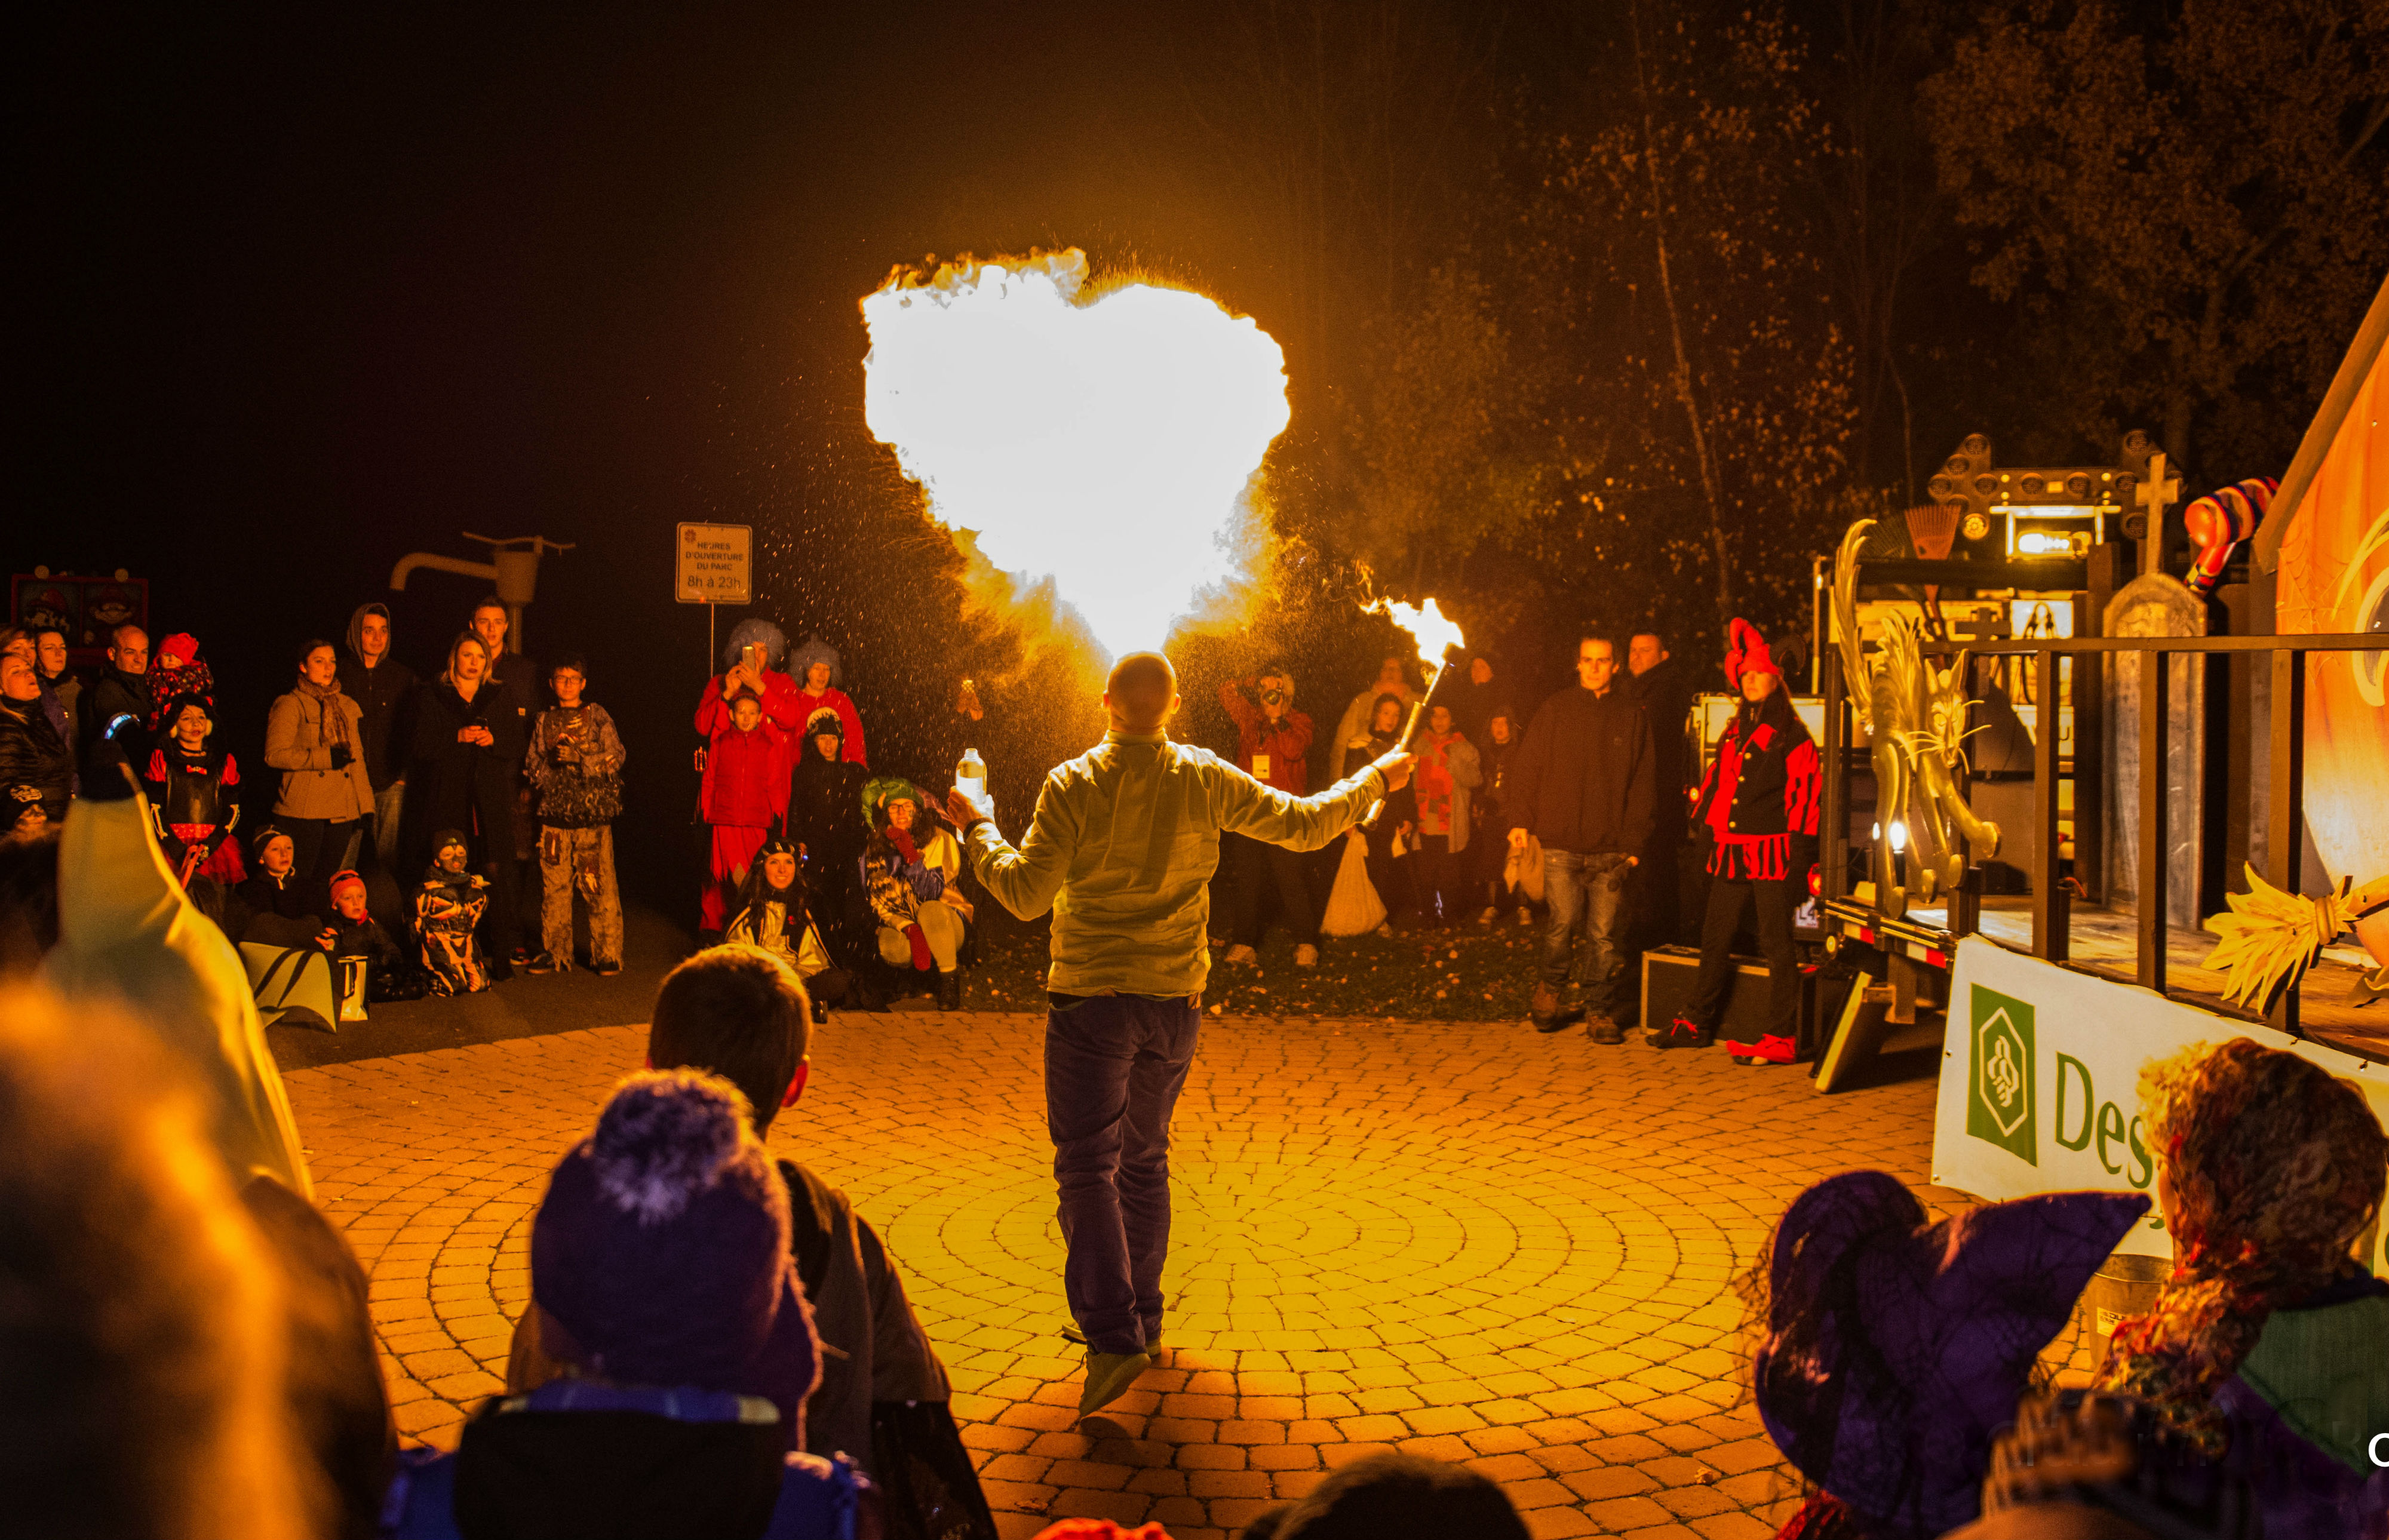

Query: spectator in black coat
left=338, top=603, right=417, bottom=877
left=80, top=624, right=152, bottom=754
left=1506, top=635, right=1656, bottom=1041
left=407, top=632, right=521, bottom=979
left=468, top=597, right=539, bottom=967
left=1627, top=631, right=1702, bottom=952
left=33, top=626, right=81, bottom=755
left=0, top=651, right=73, bottom=835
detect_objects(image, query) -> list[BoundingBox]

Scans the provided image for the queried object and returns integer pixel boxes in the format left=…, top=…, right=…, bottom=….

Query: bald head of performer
left=1105, top=652, right=1178, bottom=734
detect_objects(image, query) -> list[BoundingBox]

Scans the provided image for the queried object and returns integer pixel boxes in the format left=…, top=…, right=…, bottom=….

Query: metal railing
left=1820, top=631, right=2382, bottom=1036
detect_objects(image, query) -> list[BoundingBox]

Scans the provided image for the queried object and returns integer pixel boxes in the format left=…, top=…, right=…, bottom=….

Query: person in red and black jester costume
left=1651, top=619, right=1819, bottom=1060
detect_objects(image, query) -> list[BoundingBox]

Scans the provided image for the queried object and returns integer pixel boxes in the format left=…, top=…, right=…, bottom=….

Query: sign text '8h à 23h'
left=675, top=523, right=752, bottom=605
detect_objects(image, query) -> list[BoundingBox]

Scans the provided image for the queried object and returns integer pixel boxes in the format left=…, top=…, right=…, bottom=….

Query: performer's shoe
left=1478, top=906, right=1498, bottom=926
left=591, top=958, right=623, bottom=976
left=811, top=996, right=831, bottom=1025
left=1585, top=1013, right=1625, bottom=1045
left=526, top=951, right=563, bottom=975
left=1224, top=944, right=1259, bottom=966
left=1530, top=984, right=1583, bottom=1033
left=936, top=970, right=962, bottom=1012
left=1294, top=943, right=1319, bottom=967
left=1065, top=1326, right=1163, bottom=1357
left=1646, top=1017, right=1715, bottom=1050
left=1077, top=1350, right=1154, bottom=1418
left=1726, top=1033, right=1798, bottom=1065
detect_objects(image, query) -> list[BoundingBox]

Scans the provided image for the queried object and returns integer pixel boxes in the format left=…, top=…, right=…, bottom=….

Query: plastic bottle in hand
left=956, top=748, right=989, bottom=818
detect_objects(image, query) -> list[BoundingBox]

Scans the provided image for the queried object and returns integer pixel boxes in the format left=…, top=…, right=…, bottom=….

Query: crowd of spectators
left=4, top=669, right=2385, bottom=1537
left=1, top=594, right=1012, bottom=1025
left=1204, top=632, right=1705, bottom=1018
left=5, top=774, right=2382, bottom=1536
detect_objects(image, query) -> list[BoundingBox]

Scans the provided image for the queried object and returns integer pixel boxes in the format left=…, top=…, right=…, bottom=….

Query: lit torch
left=1376, top=595, right=1468, bottom=749
left=1362, top=595, right=1467, bottom=824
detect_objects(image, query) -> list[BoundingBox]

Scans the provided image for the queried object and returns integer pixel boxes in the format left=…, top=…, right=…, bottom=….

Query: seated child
left=861, top=778, right=970, bottom=1011
left=145, top=691, right=244, bottom=887
left=235, top=823, right=320, bottom=945
left=1749, top=1171, right=2149, bottom=1539
left=724, top=837, right=848, bottom=1021
left=384, top=1070, right=874, bottom=1540
left=415, top=829, right=490, bottom=997
left=321, top=869, right=415, bottom=1013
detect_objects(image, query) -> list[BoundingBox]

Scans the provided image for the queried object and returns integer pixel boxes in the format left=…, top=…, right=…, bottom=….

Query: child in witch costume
left=724, top=837, right=849, bottom=1022
left=1652, top=620, right=1819, bottom=1059
left=861, top=778, right=970, bottom=1011
left=144, top=691, right=245, bottom=887
left=416, top=829, right=492, bottom=996
left=699, top=688, right=790, bottom=940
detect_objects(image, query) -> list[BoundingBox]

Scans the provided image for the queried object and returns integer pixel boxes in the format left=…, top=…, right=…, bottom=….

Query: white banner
left=1932, top=938, right=2389, bottom=1272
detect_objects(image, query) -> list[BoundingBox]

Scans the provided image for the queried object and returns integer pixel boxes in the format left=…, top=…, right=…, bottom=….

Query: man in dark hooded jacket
left=337, top=603, right=418, bottom=875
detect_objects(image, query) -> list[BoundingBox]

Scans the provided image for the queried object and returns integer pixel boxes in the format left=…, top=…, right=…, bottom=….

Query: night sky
left=14, top=6, right=1348, bottom=902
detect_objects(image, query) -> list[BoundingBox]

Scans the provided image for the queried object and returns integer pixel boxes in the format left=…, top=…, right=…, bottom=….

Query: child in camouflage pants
left=525, top=654, right=627, bottom=974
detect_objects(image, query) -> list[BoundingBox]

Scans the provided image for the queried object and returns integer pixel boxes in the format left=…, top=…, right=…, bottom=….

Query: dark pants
left=479, top=852, right=523, bottom=966
left=1219, top=832, right=1318, bottom=946
left=1362, top=820, right=1414, bottom=923
left=1685, top=874, right=1802, bottom=1040
left=1046, top=993, right=1200, bottom=1355
left=1540, top=849, right=1633, bottom=1013
left=1411, top=835, right=1462, bottom=924
left=284, top=816, right=361, bottom=914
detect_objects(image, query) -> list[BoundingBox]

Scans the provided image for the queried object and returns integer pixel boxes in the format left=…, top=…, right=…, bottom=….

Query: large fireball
left=861, top=250, right=1290, bottom=657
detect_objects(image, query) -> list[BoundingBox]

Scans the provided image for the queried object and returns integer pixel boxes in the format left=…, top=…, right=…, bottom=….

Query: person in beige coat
left=265, top=640, right=375, bottom=914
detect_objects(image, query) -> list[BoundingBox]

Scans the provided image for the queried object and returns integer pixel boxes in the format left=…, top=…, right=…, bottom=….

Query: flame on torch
left=1356, top=594, right=1467, bottom=828
left=1370, top=595, right=1467, bottom=750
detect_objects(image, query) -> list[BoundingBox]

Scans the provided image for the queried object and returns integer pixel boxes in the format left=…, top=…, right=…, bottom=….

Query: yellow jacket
left=965, top=729, right=1387, bottom=997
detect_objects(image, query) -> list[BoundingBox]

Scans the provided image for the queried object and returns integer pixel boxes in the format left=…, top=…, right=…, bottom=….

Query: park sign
left=674, top=522, right=752, bottom=605
left=1933, top=938, right=2389, bottom=1273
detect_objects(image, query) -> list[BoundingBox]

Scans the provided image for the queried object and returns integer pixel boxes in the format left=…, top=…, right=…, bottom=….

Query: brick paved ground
left=285, top=1010, right=1973, bottom=1540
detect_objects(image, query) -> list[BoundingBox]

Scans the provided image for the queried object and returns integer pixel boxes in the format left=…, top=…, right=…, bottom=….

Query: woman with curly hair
left=2089, top=1037, right=2388, bottom=1531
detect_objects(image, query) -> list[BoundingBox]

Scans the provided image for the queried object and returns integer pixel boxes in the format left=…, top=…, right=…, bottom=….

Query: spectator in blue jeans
left=946, top=651, right=1411, bottom=1419
left=1505, top=635, right=1656, bottom=1043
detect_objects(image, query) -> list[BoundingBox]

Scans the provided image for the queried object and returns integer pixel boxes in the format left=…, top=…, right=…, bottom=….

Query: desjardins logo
left=1968, top=985, right=2037, bottom=1164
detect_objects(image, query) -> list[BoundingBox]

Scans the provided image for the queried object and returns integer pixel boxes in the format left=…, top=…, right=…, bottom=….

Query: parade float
left=1794, top=274, right=2389, bottom=1277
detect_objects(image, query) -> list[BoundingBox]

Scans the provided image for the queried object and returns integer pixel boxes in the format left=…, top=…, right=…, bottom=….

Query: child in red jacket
left=698, top=689, right=787, bottom=936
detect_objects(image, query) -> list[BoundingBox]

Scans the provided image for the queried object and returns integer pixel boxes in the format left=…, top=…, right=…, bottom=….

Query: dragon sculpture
left=1832, top=518, right=2003, bottom=917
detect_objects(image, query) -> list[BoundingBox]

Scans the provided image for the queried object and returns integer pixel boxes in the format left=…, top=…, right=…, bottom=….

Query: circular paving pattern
left=289, top=1009, right=1960, bottom=1539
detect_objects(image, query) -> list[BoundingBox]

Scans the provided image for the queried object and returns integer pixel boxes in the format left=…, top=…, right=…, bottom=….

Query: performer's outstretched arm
left=1209, top=755, right=1392, bottom=852
left=962, top=773, right=1081, bottom=920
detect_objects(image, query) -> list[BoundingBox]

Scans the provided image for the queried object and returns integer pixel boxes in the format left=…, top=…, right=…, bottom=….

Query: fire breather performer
left=1653, top=619, right=1819, bottom=1059
left=944, top=651, right=1414, bottom=1418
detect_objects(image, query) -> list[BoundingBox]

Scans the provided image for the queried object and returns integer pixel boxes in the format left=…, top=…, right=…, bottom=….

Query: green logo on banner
left=1969, top=985, right=2036, bottom=1164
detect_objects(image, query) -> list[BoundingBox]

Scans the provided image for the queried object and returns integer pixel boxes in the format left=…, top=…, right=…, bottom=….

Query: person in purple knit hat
left=380, top=1071, right=879, bottom=1540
